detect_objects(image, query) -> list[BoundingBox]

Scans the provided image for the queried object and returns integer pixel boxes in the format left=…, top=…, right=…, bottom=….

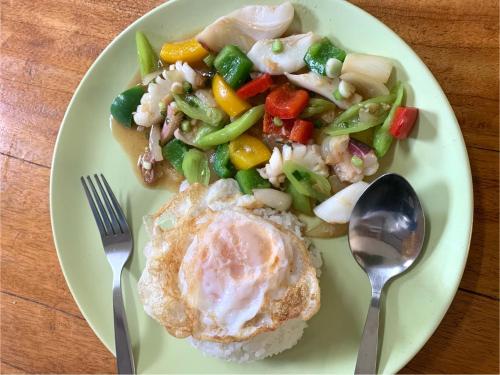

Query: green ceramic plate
left=50, top=0, right=473, bottom=373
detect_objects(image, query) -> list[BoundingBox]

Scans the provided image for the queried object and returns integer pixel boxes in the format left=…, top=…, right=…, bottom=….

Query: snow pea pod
left=373, top=82, right=405, bottom=157
left=196, top=105, right=264, bottom=148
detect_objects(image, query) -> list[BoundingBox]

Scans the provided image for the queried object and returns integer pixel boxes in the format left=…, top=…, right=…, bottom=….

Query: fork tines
left=80, top=174, right=129, bottom=237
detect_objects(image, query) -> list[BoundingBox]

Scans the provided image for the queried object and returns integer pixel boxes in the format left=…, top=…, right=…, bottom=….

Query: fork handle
left=113, top=271, right=136, bottom=374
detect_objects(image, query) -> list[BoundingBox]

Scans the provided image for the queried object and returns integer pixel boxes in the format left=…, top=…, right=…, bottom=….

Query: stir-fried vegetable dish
left=110, top=2, right=419, bottom=236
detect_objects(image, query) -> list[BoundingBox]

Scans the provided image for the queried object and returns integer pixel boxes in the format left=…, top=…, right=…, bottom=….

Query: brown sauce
left=110, top=72, right=182, bottom=191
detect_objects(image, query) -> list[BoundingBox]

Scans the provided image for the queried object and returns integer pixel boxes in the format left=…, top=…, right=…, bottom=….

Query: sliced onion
left=340, top=72, right=389, bottom=98
left=348, top=139, right=373, bottom=158
left=149, top=125, right=163, bottom=161
left=313, top=181, right=369, bottom=223
left=341, top=53, right=393, bottom=83
left=253, top=188, right=292, bottom=211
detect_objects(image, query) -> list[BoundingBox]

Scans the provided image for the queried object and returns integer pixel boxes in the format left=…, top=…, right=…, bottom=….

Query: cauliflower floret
left=133, top=70, right=184, bottom=127
left=258, top=143, right=328, bottom=187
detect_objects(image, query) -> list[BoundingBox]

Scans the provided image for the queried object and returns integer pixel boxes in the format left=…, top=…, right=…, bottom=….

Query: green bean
left=332, top=93, right=396, bottom=127
left=373, top=82, right=405, bottom=157
left=300, top=98, right=336, bottom=118
left=196, top=105, right=264, bottom=148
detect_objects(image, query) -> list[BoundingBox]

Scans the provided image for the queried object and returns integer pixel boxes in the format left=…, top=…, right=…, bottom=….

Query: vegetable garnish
left=236, top=74, right=273, bottom=99
left=136, top=31, right=158, bottom=78
left=300, top=98, right=336, bottom=118
left=160, top=38, right=208, bottom=64
left=389, top=107, right=419, bottom=139
left=212, top=74, right=251, bottom=117
left=229, top=134, right=271, bottom=170
left=173, top=93, right=226, bottom=127
left=325, top=93, right=396, bottom=136
left=304, top=37, right=346, bottom=75
left=214, top=45, right=253, bottom=89
left=235, top=168, right=271, bottom=194
left=196, top=105, right=265, bottom=148
left=283, top=161, right=331, bottom=202
left=110, top=86, right=145, bottom=127
left=373, top=81, right=405, bottom=156
left=289, top=119, right=314, bottom=144
left=265, top=84, right=309, bottom=119
left=162, top=139, right=190, bottom=173
left=212, top=143, right=237, bottom=178
left=182, top=149, right=210, bottom=185
left=286, top=181, right=313, bottom=215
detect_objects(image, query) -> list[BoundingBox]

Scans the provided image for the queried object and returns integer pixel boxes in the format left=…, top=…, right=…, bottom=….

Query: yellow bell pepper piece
left=229, top=134, right=271, bottom=170
left=160, top=38, right=208, bottom=64
left=212, top=74, right=251, bottom=117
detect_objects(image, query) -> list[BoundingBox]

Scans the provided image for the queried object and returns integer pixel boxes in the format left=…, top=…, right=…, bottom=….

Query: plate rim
left=49, top=0, right=474, bottom=372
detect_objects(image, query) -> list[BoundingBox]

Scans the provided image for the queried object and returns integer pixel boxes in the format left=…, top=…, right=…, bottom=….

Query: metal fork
left=81, top=174, right=135, bottom=375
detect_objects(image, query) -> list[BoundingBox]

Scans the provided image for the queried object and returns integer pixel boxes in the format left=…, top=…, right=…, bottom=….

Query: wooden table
left=1, top=0, right=498, bottom=373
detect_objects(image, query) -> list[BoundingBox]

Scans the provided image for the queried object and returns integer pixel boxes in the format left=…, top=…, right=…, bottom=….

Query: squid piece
left=284, top=72, right=362, bottom=110
left=247, top=32, right=320, bottom=75
left=196, top=2, right=294, bottom=52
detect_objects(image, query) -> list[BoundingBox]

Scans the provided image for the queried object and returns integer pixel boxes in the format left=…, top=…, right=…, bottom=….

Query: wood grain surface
left=0, top=0, right=498, bottom=373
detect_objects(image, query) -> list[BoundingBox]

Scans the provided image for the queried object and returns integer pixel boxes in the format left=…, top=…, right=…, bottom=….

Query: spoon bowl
left=348, top=173, right=425, bottom=374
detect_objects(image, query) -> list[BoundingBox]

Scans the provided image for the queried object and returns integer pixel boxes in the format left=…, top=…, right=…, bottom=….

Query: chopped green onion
left=273, top=117, right=283, bottom=126
left=180, top=119, right=191, bottom=132
left=333, top=88, right=344, bottom=101
left=272, top=39, right=284, bottom=53
left=183, top=81, right=193, bottom=93
left=158, top=101, right=166, bottom=115
left=203, top=54, right=216, bottom=68
left=351, top=155, right=364, bottom=168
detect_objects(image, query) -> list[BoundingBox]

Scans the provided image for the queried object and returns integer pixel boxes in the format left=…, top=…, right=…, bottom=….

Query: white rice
left=189, top=181, right=322, bottom=363
left=189, top=319, right=307, bottom=363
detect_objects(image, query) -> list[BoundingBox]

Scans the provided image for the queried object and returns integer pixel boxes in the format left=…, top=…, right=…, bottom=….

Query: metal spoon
left=348, top=173, right=425, bottom=374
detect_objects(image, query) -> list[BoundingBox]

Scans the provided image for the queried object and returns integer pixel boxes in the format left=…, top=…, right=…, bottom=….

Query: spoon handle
left=355, top=289, right=381, bottom=374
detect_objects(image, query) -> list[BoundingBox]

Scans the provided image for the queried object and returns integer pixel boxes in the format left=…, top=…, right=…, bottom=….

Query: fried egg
left=138, top=179, right=320, bottom=343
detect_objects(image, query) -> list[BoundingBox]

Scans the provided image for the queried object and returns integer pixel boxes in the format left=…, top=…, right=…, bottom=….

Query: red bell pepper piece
left=265, top=84, right=309, bottom=119
left=236, top=74, right=273, bottom=99
left=389, top=107, right=419, bottom=139
left=289, top=119, right=314, bottom=144
left=263, top=112, right=294, bottom=137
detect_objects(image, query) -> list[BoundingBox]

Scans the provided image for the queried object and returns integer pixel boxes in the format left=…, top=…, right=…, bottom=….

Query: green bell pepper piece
left=235, top=168, right=270, bottom=194
left=286, top=181, right=313, bottom=216
left=162, top=139, right=189, bottom=173
left=373, top=82, right=405, bottom=157
left=304, top=37, right=346, bottom=76
left=110, top=85, right=145, bottom=127
left=196, top=105, right=264, bottom=148
left=300, top=98, right=336, bottom=118
left=213, top=143, right=236, bottom=178
left=182, top=149, right=210, bottom=185
left=136, top=31, right=158, bottom=78
left=214, top=45, right=253, bottom=89
left=174, top=94, right=227, bottom=127
left=282, top=161, right=331, bottom=202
